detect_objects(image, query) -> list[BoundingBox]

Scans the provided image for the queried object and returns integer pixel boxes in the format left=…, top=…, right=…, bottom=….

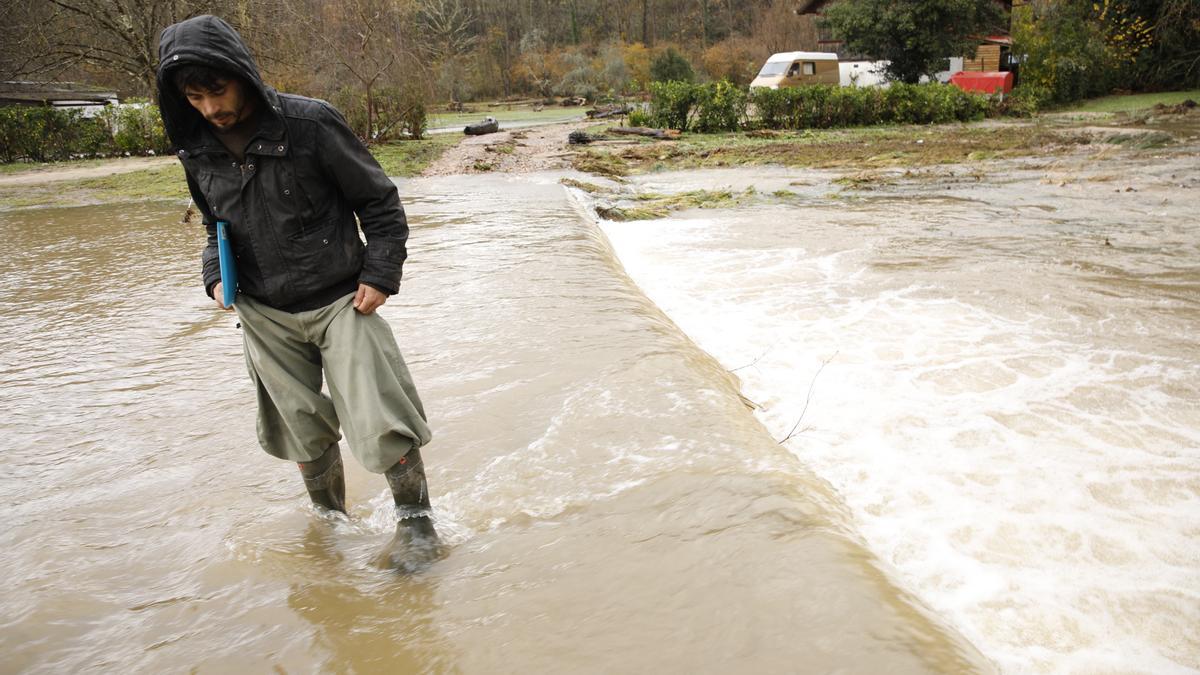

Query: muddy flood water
left=1, top=130, right=1197, bottom=674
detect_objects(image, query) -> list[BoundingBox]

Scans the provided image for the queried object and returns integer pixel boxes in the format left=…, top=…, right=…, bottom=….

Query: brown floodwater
left=0, top=176, right=990, bottom=673
left=590, top=133, right=1200, bottom=673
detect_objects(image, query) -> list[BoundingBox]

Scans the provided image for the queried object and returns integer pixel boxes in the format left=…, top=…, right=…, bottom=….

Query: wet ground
left=2, top=111, right=1196, bottom=674
left=0, top=177, right=989, bottom=673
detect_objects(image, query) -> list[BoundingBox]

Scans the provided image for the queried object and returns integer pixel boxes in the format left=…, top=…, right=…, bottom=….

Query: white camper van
left=750, top=52, right=840, bottom=88
left=753, top=52, right=968, bottom=89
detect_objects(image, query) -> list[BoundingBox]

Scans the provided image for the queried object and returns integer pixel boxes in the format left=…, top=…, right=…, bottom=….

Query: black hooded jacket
left=157, top=15, right=408, bottom=311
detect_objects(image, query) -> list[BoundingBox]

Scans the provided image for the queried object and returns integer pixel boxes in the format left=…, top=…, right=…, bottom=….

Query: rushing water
left=0, top=177, right=989, bottom=673
left=590, top=143, right=1200, bottom=673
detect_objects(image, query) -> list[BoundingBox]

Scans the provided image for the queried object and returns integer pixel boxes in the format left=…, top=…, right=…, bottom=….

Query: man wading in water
left=156, top=15, right=440, bottom=571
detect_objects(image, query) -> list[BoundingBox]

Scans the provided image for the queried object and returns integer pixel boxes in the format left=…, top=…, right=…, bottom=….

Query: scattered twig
left=778, top=351, right=838, bottom=445
left=730, top=346, right=773, bottom=373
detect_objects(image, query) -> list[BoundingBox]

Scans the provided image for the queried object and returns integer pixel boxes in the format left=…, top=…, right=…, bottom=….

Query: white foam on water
left=591, top=178, right=1200, bottom=674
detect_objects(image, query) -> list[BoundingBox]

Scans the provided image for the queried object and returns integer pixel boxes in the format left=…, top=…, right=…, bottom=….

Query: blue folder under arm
left=216, top=220, right=238, bottom=307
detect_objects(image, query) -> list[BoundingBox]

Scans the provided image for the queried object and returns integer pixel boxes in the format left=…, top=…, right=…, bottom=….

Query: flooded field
left=2, top=115, right=1197, bottom=673
left=589, top=135, right=1200, bottom=672
left=0, top=178, right=988, bottom=673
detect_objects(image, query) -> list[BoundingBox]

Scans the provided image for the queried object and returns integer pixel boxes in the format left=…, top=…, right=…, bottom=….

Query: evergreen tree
left=650, top=47, right=695, bottom=83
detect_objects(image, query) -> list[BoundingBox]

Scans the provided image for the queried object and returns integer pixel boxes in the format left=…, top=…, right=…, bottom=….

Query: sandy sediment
left=421, top=120, right=600, bottom=176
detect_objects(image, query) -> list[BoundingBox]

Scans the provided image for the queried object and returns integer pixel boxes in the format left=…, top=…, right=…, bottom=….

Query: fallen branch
left=731, top=346, right=773, bottom=373
left=778, top=351, right=838, bottom=445
left=586, top=105, right=632, bottom=119
left=610, top=126, right=681, bottom=140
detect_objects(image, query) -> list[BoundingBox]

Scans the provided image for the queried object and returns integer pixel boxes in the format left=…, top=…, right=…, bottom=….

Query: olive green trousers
left=234, top=293, right=432, bottom=473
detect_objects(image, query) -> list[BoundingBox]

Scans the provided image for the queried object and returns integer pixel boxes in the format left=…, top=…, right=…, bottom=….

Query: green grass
left=369, top=134, right=459, bottom=177
left=428, top=104, right=590, bottom=130
left=0, top=156, right=133, bottom=175
left=1069, top=90, right=1200, bottom=113
left=0, top=163, right=188, bottom=209
left=74, top=163, right=189, bottom=200
left=572, top=122, right=1093, bottom=176
left=0, top=136, right=458, bottom=210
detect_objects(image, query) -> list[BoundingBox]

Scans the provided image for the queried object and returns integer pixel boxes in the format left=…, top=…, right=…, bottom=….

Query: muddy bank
left=421, top=120, right=597, bottom=176
left=569, top=111, right=1200, bottom=179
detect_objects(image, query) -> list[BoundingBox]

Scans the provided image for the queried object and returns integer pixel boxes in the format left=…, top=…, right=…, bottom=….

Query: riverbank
left=0, top=135, right=460, bottom=210
left=2, top=104, right=1195, bottom=210
left=571, top=109, right=1197, bottom=177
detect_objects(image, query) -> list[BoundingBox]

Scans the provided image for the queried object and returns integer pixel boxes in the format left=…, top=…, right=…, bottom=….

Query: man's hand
left=212, top=282, right=232, bottom=311
left=353, top=283, right=387, bottom=314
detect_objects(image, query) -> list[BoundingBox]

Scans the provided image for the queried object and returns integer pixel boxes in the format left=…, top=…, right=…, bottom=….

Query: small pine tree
left=650, top=47, right=695, bottom=83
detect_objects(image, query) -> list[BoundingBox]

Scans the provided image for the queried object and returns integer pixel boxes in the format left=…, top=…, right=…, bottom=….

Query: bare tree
left=415, top=0, right=479, bottom=59
left=2, top=0, right=231, bottom=94
left=283, top=0, right=415, bottom=139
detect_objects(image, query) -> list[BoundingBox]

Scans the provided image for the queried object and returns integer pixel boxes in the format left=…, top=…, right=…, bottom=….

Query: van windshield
left=757, top=61, right=791, bottom=77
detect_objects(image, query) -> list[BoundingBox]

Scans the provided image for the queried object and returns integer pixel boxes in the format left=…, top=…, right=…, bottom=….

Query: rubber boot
left=298, top=443, right=347, bottom=515
left=374, top=447, right=443, bottom=572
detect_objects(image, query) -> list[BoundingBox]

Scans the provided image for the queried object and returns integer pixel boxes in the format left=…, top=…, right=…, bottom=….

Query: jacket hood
left=157, top=15, right=282, bottom=149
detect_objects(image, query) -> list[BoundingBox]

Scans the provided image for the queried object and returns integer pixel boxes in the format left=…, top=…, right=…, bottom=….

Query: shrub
left=628, top=107, right=654, bottom=127
left=648, top=80, right=700, bottom=129
left=555, top=51, right=600, bottom=101
left=0, top=106, right=117, bottom=162
left=1011, top=0, right=1124, bottom=106
left=693, top=80, right=748, bottom=133
left=650, top=47, right=695, bottom=83
left=700, top=38, right=761, bottom=86
left=748, top=83, right=989, bottom=130
left=99, top=102, right=169, bottom=155
left=621, top=42, right=654, bottom=92
left=333, top=85, right=428, bottom=142
left=374, top=84, right=428, bottom=141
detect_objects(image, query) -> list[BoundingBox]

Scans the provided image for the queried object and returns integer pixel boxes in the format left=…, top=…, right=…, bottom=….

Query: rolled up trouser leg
left=317, top=299, right=432, bottom=474
left=299, top=443, right=347, bottom=514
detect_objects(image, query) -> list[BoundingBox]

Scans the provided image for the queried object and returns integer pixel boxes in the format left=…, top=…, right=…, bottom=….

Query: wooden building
left=0, top=81, right=119, bottom=111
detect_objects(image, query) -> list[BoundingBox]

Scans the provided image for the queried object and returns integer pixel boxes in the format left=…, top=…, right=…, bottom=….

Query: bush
left=374, top=85, right=428, bottom=141
left=747, top=83, right=989, bottom=130
left=1011, top=0, right=1124, bottom=106
left=648, top=80, right=748, bottom=132
left=0, top=102, right=185, bottom=164
left=700, top=38, right=761, bottom=86
left=628, top=107, right=654, bottom=127
left=333, top=85, right=428, bottom=142
left=0, top=105, right=122, bottom=163
left=650, top=47, right=695, bottom=83
left=990, top=87, right=1041, bottom=118
left=693, top=80, right=747, bottom=133
left=98, top=102, right=169, bottom=155
left=648, top=80, right=700, bottom=129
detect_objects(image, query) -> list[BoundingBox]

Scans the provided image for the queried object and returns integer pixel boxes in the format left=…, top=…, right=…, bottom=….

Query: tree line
left=0, top=0, right=1195, bottom=138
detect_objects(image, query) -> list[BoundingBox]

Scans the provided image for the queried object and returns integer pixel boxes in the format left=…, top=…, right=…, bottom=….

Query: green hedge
left=750, top=83, right=990, bottom=129
left=0, top=103, right=169, bottom=164
left=647, top=81, right=991, bottom=132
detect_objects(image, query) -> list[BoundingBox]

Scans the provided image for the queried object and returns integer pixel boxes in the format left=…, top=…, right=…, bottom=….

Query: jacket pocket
left=285, top=218, right=358, bottom=295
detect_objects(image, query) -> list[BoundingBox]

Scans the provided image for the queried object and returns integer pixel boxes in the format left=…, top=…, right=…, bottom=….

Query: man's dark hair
left=172, top=64, right=236, bottom=93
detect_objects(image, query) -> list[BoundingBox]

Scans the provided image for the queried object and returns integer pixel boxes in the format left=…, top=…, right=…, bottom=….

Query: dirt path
left=0, top=156, right=176, bottom=187
left=422, top=120, right=601, bottom=176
